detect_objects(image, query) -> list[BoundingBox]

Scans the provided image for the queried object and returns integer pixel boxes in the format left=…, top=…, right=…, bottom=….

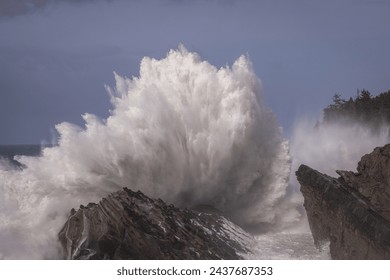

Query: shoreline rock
left=296, top=144, right=390, bottom=259
left=58, top=187, right=253, bottom=259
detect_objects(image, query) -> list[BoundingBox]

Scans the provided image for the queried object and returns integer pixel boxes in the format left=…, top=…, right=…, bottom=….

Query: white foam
left=0, top=46, right=292, bottom=259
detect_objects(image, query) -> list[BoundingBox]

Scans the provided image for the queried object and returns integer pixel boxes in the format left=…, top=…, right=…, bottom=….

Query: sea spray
left=0, top=46, right=294, bottom=259
left=290, top=119, right=390, bottom=179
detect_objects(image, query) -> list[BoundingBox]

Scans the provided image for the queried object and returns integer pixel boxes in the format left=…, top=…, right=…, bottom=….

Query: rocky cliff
left=296, top=144, right=390, bottom=259
left=58, top=187, right=253, bottom=260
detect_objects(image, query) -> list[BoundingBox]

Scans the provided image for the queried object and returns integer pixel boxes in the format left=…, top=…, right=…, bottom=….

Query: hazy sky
left=1, top=0, right=389, bottom=144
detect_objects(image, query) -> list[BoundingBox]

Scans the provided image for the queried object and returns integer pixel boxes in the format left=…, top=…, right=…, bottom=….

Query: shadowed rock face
left=58, top=188, right=253, bottom=260
left=296, top=144, right=390, bottom=259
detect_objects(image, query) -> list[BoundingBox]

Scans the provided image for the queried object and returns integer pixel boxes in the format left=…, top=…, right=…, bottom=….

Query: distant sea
left=0, top=144, right=49, bottom=167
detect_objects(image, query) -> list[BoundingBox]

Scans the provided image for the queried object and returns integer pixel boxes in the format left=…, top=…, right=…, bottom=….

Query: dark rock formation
left=296, top=144, right=390, bottom=259
left=58, top=187, right=253, bottom=260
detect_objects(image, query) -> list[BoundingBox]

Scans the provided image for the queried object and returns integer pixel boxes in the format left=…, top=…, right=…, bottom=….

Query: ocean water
left=0, top=144, right=327, bottom=259
left=0, top=145, right=326, bottom=259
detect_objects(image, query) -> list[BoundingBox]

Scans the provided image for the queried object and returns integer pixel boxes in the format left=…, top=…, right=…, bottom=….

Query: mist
left=290, top=119, right=389, bottom=178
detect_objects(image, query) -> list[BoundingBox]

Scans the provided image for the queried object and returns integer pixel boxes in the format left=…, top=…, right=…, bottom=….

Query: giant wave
left=0, top=46, right=296, bottom=259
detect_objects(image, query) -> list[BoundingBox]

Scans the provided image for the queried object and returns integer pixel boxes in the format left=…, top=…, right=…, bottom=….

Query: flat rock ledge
left=296, top=144, right=390, bottom=259
left=58, top=187, right=253, bottom=260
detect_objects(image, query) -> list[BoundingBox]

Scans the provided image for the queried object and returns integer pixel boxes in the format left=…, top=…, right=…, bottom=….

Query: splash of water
left=0, top=46, right=293, bottom=259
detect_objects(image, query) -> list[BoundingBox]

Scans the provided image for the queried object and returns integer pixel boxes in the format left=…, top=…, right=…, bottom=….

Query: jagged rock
left=296, top=144, right=390, bottom=259
left=58, top=187, right=253, bottom=260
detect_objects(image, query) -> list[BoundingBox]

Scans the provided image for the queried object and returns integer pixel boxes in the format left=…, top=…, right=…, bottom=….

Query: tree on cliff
left=323, top=89, right=390, bottom=129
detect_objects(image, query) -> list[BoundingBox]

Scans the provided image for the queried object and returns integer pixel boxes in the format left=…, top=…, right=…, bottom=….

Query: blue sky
left=1, top=0, right=389, bottom=144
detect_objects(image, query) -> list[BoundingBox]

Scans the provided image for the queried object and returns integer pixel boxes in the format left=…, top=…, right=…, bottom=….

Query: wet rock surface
left=58, top=188, right=253, bottom=259
left=296, top=144, right=390, bottom=259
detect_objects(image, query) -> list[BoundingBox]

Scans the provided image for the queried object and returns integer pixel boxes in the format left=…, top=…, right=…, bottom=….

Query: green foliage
left=323, top=89, right=390, bottom=129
